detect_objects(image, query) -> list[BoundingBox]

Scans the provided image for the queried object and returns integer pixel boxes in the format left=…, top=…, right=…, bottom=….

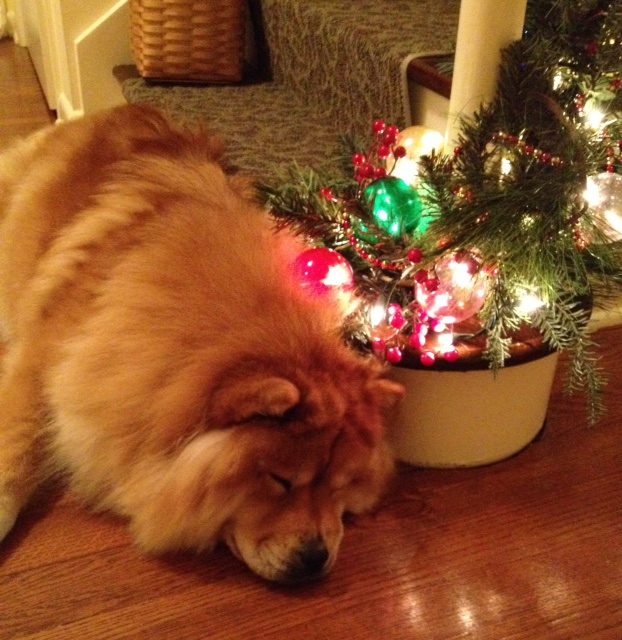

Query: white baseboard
left=55, top=92, right=83, bottom=122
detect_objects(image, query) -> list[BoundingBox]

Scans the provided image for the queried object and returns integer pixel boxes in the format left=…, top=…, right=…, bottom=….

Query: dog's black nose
left=286, top=538, right=330, bottom=583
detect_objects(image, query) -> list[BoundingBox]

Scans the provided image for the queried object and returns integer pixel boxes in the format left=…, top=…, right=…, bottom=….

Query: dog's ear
left=368, top=378, right=405, bottom=416
left=209, top=376, right=301, bottom=425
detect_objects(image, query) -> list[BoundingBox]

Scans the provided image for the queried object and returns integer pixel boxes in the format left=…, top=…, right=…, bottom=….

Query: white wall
left=59, top=0, right=133, bottom=118
left=15, top=0, right=134, bottom=119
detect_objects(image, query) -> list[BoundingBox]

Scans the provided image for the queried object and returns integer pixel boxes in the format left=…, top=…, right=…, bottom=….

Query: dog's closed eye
left=267, top=473, right=293, bottom=493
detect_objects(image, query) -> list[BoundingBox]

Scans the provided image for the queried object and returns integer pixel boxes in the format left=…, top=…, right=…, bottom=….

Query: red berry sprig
left=352, top=121, right=406, bottom=186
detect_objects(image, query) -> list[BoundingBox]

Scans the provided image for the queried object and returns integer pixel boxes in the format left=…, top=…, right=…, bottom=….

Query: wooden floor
left=0, top=39, right=55, bottom=147
left=1, top=39, right=622, bottom=640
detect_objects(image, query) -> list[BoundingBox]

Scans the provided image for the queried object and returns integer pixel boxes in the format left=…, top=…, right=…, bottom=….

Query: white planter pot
left=387, top=351, right=560, bottom=468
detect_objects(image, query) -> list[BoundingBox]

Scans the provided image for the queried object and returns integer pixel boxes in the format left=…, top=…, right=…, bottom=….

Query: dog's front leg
left=0, top=341, right=48, bottom=541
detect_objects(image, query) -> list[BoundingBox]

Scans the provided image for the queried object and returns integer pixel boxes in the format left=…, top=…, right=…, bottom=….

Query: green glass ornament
left=352, top=218, right=379, bottom=244
left=364, top=177, right=423, bottom=237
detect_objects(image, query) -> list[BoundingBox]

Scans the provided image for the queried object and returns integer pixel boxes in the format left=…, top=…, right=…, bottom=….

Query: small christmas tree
left=261, top=0, right=622, bottom=422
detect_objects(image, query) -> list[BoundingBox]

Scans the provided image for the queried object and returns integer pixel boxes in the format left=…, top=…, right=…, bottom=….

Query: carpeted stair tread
left=121, top=80, right=346, bottom=179
left=122, top=0, right=460, bottom=178
left=261, top=0, right=460, bottom=136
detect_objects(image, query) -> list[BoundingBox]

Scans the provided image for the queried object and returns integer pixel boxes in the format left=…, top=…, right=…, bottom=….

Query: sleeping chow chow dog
left=0, top=105, right=404, bottom=583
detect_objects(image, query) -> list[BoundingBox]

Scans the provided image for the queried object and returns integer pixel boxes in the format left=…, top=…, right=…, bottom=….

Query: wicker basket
left=129, top=0, right=246, bottom=83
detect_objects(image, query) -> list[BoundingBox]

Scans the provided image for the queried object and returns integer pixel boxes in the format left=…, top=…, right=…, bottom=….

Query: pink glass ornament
left=293, top=248, right=354, bottom=294
left=415, top=253, right=489, bottom=324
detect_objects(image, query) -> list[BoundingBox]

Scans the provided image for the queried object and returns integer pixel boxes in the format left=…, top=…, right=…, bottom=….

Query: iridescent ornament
left=385, top=126, right=444, bottom=186
left=364, top=177, right=423, bottom=238
left=293, top=248, right=354, bottom=294
left=415, top=253, right=489, bottom=324
left=584, top=172, right=622, bottom=241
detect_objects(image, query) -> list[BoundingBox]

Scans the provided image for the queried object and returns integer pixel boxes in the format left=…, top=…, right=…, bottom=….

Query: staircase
left=121, top=0, right=460, bottom=179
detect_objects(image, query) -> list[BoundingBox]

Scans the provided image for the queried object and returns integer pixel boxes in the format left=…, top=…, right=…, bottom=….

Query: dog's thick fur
left=0, top=105, right=403, bottom=583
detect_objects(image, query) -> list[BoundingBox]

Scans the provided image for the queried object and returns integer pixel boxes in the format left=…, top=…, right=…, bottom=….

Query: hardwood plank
left=0, top=38, right=55, bottom=148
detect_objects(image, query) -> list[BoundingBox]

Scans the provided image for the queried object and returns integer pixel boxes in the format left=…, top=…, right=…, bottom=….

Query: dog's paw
left=0, top=493, right=19, bottom=542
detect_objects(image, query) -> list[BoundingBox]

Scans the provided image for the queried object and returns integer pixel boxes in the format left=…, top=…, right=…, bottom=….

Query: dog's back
left=0, top=105, right=227, bottom=340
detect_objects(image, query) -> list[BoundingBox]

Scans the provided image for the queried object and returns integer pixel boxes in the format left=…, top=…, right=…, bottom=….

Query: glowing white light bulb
left=436, top=331, right=454, bottom=347
left=450, top=260, right=474, bottom=288
left=515, top=291, right=545, bottom=314
left=584, top=175, right=601, bottom=207
left=369, top=302, right=386, bottom=327
left=585, top=106, right=605, bottom=130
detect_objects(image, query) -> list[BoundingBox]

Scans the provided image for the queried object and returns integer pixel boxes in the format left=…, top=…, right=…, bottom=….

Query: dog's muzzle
left=280, top=536, right=331, bottom=584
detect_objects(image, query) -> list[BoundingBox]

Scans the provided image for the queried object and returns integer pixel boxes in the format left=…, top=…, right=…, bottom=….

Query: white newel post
left=445, top=0, right=528, bottom=147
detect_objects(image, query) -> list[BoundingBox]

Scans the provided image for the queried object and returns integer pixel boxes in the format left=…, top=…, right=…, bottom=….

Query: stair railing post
left=445, top=0, right=528, bottom=148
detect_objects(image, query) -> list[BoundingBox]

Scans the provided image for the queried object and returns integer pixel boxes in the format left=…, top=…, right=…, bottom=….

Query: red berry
left=386, top=347, right=403, bottom=364
left=585, top=41, right=599, bottom=57
left=373, top=120, right=386, bottom=135
left=390, top=313, right=406, bottom=330
left=407, top=248, right=423, bottom=264
left=443, top=347, right=459, bottom=362
left=420, top=351, right=436, bottom=367
left=374, top=167, right=387, bottom=179
left=409, top=333, right=426, bottom=349
left=414, top=322, right=428, bottom=336
left=378, top=144, right=391, bottom=159
left=352, top=153, right=367, bottom=167
left=372, top=338, right=386, bottom=354
left=360, top=164, right=375, bottom=178
left=414, top=269, right=428, bottom=283
left=393, top=145, right=407, bottom=159
left=425, top=278, right=440, bottom=292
